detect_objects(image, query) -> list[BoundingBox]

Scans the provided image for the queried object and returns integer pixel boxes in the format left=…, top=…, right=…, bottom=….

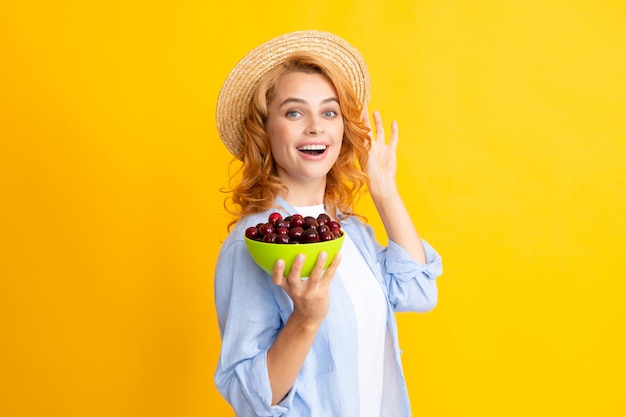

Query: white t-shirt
left=293, top=205, right=388, bottom=417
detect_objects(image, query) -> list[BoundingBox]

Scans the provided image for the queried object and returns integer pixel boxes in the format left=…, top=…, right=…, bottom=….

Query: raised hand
left=363, top=110, right=399, bottom=200
left=362, top=111, right=427, bottom=263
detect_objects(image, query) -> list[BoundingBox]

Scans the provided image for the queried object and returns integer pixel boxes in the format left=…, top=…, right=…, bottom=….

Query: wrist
left=288, top=311, right=324, bottom=333
left=370, top=183, right=400, bottom=202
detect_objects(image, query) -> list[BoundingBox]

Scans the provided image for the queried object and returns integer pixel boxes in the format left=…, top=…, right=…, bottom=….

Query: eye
left=286, top=110, right=302, bottom=119
left=323, top=110, right=338, bottom=118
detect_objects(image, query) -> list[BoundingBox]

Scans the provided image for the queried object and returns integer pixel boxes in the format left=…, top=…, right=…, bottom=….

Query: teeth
left=297, top=144, right=327, bottom=151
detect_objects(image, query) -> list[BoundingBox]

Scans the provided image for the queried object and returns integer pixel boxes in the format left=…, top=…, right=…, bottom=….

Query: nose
left=306, top=116, right=325, bottom=135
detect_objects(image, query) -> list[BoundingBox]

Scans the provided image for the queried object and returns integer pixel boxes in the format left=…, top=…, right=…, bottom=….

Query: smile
left=297, top=144, right=328, bottom=155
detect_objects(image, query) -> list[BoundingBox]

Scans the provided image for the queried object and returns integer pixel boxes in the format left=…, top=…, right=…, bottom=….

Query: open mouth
left=297, top=144, right=328, bottom=156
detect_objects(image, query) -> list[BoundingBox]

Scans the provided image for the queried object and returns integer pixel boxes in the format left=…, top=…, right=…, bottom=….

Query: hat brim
left=216, top=30, right=371, bottom=158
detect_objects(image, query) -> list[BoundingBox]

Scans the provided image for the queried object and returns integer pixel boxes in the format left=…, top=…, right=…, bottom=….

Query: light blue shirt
left=214, top=197, right=443, bottom=416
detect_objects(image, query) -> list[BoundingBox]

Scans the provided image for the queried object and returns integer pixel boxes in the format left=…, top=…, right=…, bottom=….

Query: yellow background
left=1, top=1, right=625, bottom=416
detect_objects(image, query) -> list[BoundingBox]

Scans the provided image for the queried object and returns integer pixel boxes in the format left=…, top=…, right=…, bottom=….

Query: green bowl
left=244, top=233, right=345, bottom=277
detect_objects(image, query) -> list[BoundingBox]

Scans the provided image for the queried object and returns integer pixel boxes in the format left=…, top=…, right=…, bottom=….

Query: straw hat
left=216, top=30, right=371, bottom=158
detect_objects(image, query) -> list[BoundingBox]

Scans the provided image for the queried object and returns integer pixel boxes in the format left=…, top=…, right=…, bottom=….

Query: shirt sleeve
left=214, top=238, right=295, bottom=416
left=377, top=235, right=443, bottom=313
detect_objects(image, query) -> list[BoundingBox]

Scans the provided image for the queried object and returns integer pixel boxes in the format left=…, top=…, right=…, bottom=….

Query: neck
left=279, top=178, right=326, bottom=207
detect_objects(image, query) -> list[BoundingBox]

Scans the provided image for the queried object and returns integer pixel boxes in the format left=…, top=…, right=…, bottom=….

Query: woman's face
left=266, top=71, right=344, bottom=189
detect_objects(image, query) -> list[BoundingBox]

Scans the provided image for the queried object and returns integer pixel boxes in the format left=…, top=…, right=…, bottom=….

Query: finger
left=389, top=120, right=399, bottom=151
left=307, top=251, right=329, bottom=283
left=272, top=259, right=287, bottom=286
left=287, top=253, right=307, bottom=280
left=372, top=111, right=385, bottom=141
left=322, top=252, right=342, bottom=281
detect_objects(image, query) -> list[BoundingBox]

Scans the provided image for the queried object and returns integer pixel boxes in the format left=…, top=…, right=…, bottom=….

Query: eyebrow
left=277, top=97, right=339, bottom=108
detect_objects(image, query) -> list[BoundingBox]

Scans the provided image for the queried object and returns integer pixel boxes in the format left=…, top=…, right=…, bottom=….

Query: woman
left=214, top=30, right=442, bottom=417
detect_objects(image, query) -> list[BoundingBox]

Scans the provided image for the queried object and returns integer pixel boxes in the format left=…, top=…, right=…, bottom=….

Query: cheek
left=267, top=122, right=291, bottom=147
left=332, top=125, right=345, bottom=147
left=333, top=121, right=345, bottom=140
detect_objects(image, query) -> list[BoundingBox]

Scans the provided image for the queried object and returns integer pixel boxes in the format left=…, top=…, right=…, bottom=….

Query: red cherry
left=290, top=216, right=305, bottom=228
left=304, top=217, right=318, bottom=230
left=317, top=225, right=329, bottom=235
left=327, top=221, right=341, bottom=231
left=276, top=234, right=291, bottom=244
left=263, top=232, right=278, bottom=243
left=268, top=212, right=283, bottom=224
left=320, top=231, right=334, bottom=241
left=316, top=213, right=331, bottom=226
left=274, top=219, right=290, bottom=229
left=245, top=226, right=260, bottom=240
left=289, top=226, right=304, bottom=241
left=302, top=229, right=319, bottom=243
left=258, top=223, right=275, bottom=236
